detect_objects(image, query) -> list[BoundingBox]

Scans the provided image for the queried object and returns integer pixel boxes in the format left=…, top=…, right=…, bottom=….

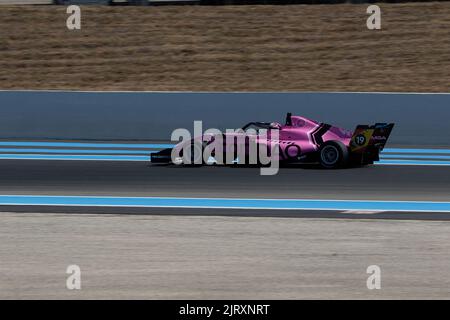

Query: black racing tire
left=182, top=142, right=205, bottom=166
left=318, top=141, right=349, bottom=169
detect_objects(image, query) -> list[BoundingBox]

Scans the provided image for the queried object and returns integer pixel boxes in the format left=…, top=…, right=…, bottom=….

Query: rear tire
left=319, top=141, right=349, bottom=169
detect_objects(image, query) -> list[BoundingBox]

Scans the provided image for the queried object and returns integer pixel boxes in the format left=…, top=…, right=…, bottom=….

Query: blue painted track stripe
left=383, top=148, right=450, bottom=154
left=381, top=154, right=450, bottom=160
left=0, top=195, right=449, bottom=212
left=0, top=148, right=151, bottom=155
left=0, top=141, right=449, bottom=165
left=0, top=151, right=449, bottom=160
left=376, top=160, right=450, bottom=166
left=0, top=142, right=173, bottom=149
left=0, top=154, right=149, bottom=161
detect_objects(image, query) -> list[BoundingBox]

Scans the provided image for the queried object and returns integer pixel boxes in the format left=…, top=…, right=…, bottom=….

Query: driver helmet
left=270, top=122, right=282, bottom=129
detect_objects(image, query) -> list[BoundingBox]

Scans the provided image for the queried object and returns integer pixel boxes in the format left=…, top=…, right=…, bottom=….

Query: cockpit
left=241, top=122, right=281, bottom=132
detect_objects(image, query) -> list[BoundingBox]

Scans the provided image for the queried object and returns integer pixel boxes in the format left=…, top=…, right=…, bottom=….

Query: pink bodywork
left=173, top=116, right=354, bottom=162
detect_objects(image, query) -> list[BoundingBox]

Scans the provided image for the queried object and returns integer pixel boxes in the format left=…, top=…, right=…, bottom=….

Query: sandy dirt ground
left=1, top=212, right=449, bottom=299
left=0, top=3, right=449, bottom=92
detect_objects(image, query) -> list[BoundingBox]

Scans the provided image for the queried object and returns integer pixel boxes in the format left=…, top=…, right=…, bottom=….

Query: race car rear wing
left=350, top=123, right=395, bottom=153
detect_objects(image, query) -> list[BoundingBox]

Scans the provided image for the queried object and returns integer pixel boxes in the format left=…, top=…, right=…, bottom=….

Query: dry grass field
left=0, top=3, right=449, bottom=92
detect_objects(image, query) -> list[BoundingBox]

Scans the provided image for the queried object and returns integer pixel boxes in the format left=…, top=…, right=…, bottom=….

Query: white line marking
left=342, top=210, right=385, bottom=214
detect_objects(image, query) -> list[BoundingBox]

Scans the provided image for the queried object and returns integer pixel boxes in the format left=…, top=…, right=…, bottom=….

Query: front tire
left=181, top=142, right=205, bottom=166
left=319, top=141, right=349, bottom=169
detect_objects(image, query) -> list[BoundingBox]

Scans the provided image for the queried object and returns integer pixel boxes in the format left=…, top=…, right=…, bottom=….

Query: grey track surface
left=0, top=159, right=449, bottom=200
left=0, top=159, right=450, bottom=220
left=1, top=159, right=450, bottom=299
left=1, top=212, right=449, bottom=299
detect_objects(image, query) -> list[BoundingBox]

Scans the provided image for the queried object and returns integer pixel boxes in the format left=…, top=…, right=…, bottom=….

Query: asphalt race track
left=1, top=157, right=450, bottom=299
left=0, top=159, right=450, bottom=220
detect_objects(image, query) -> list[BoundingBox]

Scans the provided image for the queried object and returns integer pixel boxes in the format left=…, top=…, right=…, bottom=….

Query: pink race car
left=151, top=113, right=394, bottom=169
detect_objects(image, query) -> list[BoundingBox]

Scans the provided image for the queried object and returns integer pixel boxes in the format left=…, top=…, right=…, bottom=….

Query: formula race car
left=151, top=113, right=394, bottom=169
